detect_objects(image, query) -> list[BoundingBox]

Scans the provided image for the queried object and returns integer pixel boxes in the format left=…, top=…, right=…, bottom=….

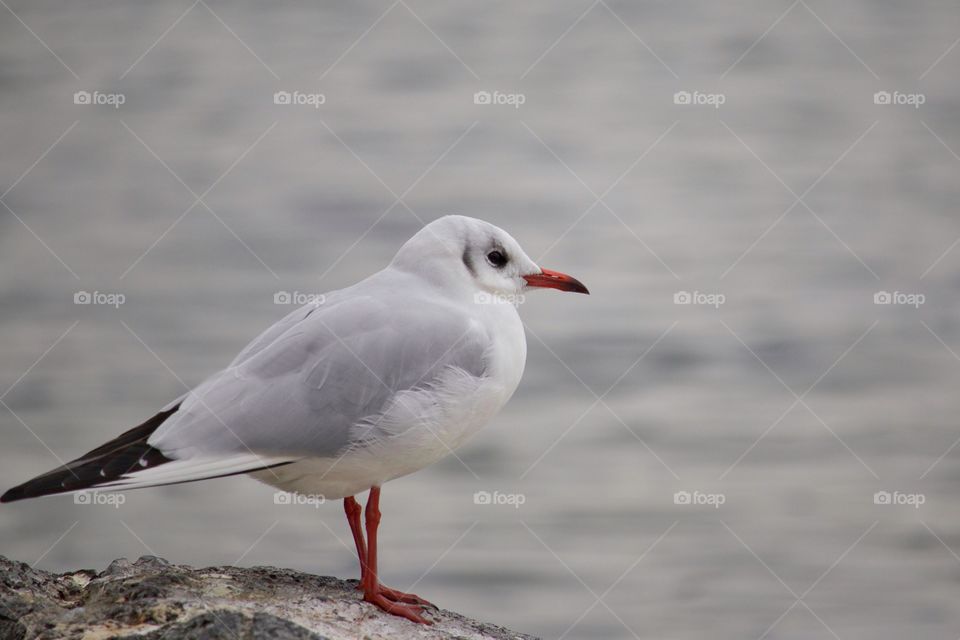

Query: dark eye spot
left=487, top=250, right=507, bottom=268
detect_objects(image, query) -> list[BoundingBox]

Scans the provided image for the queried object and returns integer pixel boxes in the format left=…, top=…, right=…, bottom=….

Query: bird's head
left=391, top=215, right=589, bottom=299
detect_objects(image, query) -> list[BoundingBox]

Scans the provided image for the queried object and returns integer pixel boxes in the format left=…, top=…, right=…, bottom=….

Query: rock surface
left=0, top=555, right=537, bottom=640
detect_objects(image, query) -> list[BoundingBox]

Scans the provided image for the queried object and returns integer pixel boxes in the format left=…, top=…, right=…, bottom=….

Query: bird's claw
left=356, top=582, right=436, bottom=608
left=363, top=590, right=432, bottom=624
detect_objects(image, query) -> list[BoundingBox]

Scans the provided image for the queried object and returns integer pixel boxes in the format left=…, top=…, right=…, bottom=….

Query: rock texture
left=0, top=555, right=536, bottom=640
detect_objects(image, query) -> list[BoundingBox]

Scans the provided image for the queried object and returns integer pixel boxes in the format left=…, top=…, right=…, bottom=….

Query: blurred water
left=3, top=1, right=960, bottom=638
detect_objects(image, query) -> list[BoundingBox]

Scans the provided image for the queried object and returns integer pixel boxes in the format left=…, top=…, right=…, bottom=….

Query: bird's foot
left=377, top=584, right=435, bottom=607
left=354, top=582, right=433, bottom=607
left=363, top=589, right=432, bottom=624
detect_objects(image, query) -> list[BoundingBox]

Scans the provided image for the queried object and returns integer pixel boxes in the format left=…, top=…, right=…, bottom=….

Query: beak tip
left=566, top=280, right=590, bottom=295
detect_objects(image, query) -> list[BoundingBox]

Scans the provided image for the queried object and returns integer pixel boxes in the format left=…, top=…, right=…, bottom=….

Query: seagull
left=1, top=215, right=588, bottom=624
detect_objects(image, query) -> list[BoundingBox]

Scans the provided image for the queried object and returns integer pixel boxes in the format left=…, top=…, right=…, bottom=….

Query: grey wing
left=151, top=303, right=324, bottom=414
left=148, top=294, right=491, bottom=460
left=228, top=298, right=329, bottom=368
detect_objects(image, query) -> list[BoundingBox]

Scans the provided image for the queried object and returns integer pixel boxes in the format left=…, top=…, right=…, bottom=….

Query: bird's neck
left=385, top=259, right=476, bottom=303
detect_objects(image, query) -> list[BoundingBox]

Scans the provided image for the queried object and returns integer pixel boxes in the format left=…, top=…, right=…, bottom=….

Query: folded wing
left=2, top=275, right=491, bottom=502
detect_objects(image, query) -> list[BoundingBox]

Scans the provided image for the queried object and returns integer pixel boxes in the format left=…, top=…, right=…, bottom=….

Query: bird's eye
left=486, top=250, right=507, bottom=268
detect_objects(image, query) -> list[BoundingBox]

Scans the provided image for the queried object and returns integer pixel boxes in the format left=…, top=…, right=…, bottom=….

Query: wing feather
left=148, top=273, right=491, bottom=461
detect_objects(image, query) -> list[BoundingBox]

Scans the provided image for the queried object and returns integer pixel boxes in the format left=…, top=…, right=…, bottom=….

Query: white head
left=390, top=215, right=588, bottom=298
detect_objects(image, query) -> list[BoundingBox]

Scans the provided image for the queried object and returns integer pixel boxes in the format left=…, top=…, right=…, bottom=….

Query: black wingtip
left=1, top=405, right=181, bottom=504
left=0, top=479, right=49, bottom=503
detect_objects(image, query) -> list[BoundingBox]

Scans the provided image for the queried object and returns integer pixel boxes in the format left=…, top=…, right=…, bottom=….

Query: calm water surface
left=2, top=2, right=960, bottom=638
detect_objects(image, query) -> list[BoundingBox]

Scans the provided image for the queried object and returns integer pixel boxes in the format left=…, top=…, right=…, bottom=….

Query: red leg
left=360, top=486, right=433, bottom=624
left=362, top=488, right=434, bottom=606
left=363, top=487, right=380, bottom=593
left=343, top=496, right=367, bottom=586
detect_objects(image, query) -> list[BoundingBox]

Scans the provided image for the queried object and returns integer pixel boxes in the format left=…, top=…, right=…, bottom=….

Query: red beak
left=523, top=268, right=590, bottom=294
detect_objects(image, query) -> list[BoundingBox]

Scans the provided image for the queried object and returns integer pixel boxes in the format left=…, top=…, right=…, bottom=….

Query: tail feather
left=1, top=405, right=180, bottom=503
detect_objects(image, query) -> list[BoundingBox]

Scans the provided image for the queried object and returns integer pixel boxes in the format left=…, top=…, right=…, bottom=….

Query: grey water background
left=2, top=1, right=960, bottom=638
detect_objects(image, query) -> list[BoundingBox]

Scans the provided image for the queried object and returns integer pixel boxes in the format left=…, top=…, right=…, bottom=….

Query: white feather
left=90, top=454, right=295, bottom=491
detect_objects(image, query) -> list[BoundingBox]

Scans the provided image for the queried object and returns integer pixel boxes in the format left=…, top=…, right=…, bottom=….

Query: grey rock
left=0, top=555, right=537, bottom=640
